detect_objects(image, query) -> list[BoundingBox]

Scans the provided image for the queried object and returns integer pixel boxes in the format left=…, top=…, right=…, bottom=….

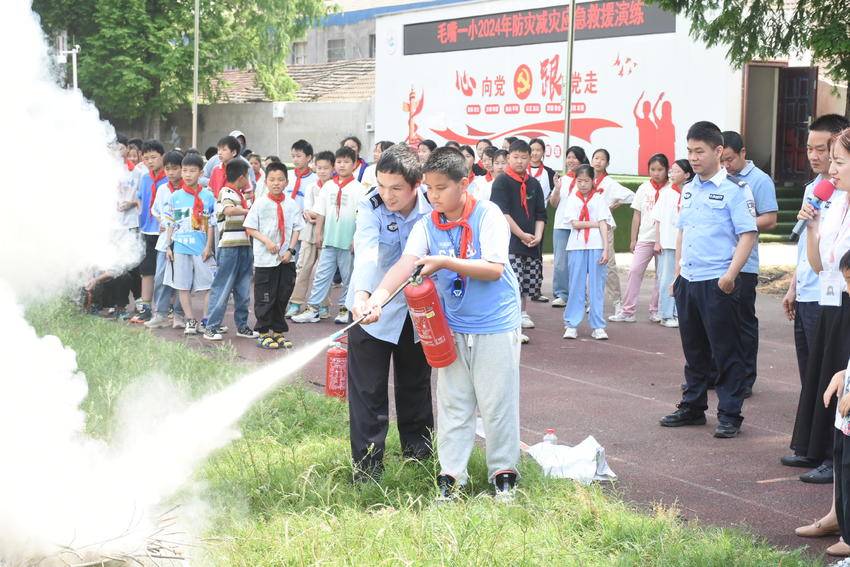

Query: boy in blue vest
left=363, top=147, right=522, bottom=501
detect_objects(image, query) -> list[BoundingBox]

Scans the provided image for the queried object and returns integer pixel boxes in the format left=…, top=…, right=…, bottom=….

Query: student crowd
left=84, top=116, right=850, bottom=553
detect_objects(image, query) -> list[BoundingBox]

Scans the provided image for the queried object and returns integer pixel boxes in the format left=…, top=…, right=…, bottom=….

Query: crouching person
left=346, top=143, right=434, bottom=483
left=362, top=147, right=522, bottom=501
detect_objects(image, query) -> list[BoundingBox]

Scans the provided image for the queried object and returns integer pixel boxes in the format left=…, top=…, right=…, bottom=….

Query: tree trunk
left=143, top=110, right=162, bottom=141
left=845, top=78, right=850, bottom=118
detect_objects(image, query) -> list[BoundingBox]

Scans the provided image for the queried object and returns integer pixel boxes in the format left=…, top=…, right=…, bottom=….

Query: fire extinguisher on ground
left=325, top=339, right=348, bottom=399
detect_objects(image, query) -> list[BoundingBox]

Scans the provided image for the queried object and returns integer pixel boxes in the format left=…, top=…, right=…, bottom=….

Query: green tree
left=32, top=0, right=328, bottom=134
left=647, top=0, right=850, bottom=115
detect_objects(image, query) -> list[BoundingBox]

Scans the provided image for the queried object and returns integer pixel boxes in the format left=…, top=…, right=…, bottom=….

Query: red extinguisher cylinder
left=325, top=343, right=348, bottom=398
left=403, top=276, right=457, bottom=368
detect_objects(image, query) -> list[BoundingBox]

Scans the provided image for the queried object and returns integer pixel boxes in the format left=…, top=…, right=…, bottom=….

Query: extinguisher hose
left=328, top=265, right=424, bottom=343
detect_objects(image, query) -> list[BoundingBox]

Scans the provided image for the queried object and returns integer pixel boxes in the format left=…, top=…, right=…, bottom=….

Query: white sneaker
left=521, top=312, right=535, bottom=329
left=661, top=317, right=679, bottom=328
left=335, top=307, right=350, bottom=325
left=562, top=327, right=577, bottom=339
left=591, top=328, right=609, bottom=340
left=184, top=319, right=198, bottom=335
left=608, top=312, right=636, bottom=323
left=613, top=301, right=622, bottom=314
left=292, top=307, right=321, bottom=323
left=551, top=297, right=566, bottom=308
left=520, top=333, right=530, bottom=344
left=144, top=314, right=169, bottom=329
left=172, top=315, right=185, bottom=329
left=649, top=313, right=662, bottom=323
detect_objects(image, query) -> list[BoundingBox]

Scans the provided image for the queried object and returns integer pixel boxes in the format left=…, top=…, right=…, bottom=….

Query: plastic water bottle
left=543, top=428, right=557, bottom=444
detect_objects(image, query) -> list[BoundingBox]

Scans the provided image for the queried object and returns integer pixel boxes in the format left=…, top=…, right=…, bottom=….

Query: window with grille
left=327, top=39, right=345, bottom=62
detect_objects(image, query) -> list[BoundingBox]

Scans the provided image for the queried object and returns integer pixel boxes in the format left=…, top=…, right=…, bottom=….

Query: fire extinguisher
left=404, top=274, right=457, bottom=368
left=325, top=341, right=347, bottom=398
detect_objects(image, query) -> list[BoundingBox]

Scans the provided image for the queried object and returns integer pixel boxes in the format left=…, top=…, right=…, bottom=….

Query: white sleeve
left=402, top=219, right=430, bottom=258
left=595, top=198, right=613, bottom=222
left=631, top=185, right=646, bottom=211
left=612, top=181, right=635, bottom=204
left=312, top=186, right=328, bottom=216
left=478, top=204, right=510, bottom=264
left=562, top=195, right=579, bottom=223
left=243, top=203, right=260, bottom=231
left=650, top=193, right=666, bottom=223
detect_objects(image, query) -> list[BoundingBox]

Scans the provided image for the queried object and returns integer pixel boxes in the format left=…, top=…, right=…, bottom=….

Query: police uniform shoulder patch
left=368, top=189, right=383, bottom=209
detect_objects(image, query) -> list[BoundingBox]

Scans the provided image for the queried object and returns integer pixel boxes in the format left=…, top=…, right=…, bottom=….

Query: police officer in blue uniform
left=660, top=121, right=758, bottom=438
left=346, top=144, right=434, bottom=481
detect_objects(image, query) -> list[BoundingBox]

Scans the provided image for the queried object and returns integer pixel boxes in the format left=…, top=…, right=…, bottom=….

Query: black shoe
left=800, top=463, right=834, bottom=484
left=660, top=405, right=706, bottom=427
left=780, top=455, right=821, bottom=468
left=742, top=386, right=753, bottom=399
left=493, top=471, right=517, bottom=502
left=713, top=422, right=740, bottom=438
left=531, top=294, right=550, bottom=303
left=436, top=474, right=457, bottom=501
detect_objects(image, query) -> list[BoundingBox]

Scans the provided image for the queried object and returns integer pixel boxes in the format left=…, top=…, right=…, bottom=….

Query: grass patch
left=27, top=301, right=821, bottom=566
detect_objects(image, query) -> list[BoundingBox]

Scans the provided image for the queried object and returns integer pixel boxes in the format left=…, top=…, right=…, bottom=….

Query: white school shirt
left=471, top=175, right=494, bottom=202
left=311, top=177, right=368, bottom=250
left=597, top=175, right=634, bottom=230
left=361, top=163, right=378, bottom=188
left=243, top=194, right=305, bottom=268
left=564, top=191, right=613, bottom=250
left=298, top=180, right=326, bottom=243
left=650, top=186, right=682, bottom=250
left=631, top=181, right=668, bottom=242
left=152, top=184, right=176, bottom=252
left=818, top=190, right=850, bottom=272
left=528, top=163, right=552, bottom=201
left=553, top=175, right=579, bottom=229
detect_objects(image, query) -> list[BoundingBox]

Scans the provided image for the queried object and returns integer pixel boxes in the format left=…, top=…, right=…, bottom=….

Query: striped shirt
left=216, top=187, right=250, bottom=247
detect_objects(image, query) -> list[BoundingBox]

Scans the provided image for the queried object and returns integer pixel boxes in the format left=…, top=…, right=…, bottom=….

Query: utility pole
left=58, top=44, right=81, bottom=90
left=561, top=0, right=577, bottom=171
left=192, top=0, right=200, bottom=148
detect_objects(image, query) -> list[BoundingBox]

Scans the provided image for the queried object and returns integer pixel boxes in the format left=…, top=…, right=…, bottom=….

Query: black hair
left=504, top=136, right=518, bottom=145
left=721, top=131, right=745, bottom=153
left=444, top=140, right=461, bottom=149
left=341, top=135, right=362, bottom=153
left=265, top=161, right=289, bottom=177
left=248, top=153, right=262, bottom=162
left=116, top=133, right=129, bottom=146
left=128, top=138, right=143, bottom=151
left=648, top=153, right=670, bottom=170
left=376, top=143, right=423, bottom=187
left=528, top=138, right=545, bottom=151
left=673, top=158, right=695, bottom=181
left=459, top=145, right=476, bottom=159
left=291, top=139, right=314, bottom=157
left=225, top=158, right=250, bottom=183
left=566, top=145, right=589, bottom=164
left=241, top=148, right=252, bottom=158
left=376, top=140, right=394, bottom=152
left=335, top=146, right=358, bottom=163
left=686, top=121, right=724, bottom=148
left=163, top=150, right=185, bottom=167
left=185, top=148, right=200, bottom=156
left=493, top=149, right=508, bottom=161
left=217, top=135, right=241, bottom=154
left=575, top=164, right=595, bottom=179
left=423, top=147, right=468, bottom=182
left=509, top=139, right=532, bottom=154
left=483, top=146, right=498, bottom=159
left=204, top=146, right=218, bottom=160
left=141, top=139, right=165, bottom=155
left=266, top=155, right=282, bottom=163
left=592, top=148, right=610, bottom=163
left=419, top=139, right=437, bottom=151
left=810, top=114, right=850, bottom=134
left=314, top=151, right=335, bottom=165
left=840, top=249, right=850, bottom=273
left=182, top=153, right=205, bottom=169
left=477, top=138, right=493, bottom=147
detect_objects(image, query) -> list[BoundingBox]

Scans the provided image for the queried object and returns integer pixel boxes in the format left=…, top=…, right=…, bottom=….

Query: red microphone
left=791, top=178, right=836, bottom=241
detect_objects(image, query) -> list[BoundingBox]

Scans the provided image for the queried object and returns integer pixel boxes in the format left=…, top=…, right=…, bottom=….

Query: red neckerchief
left=125, top=158, right=136, bottom=171
left=528, top=163, right=545, bottom=178
left=650, top=179, right=665, bottom=203
left=267, top=192, right=287, bottom=246
left=223, top=183, right=248, bottom=209
left=467, top=171, right=476, bottom=185
left=672, top=183, right=682, bottom=209
left=335, top=176, right=355, bottom=219
left=565, top=170, right=577, bottom=194
left=317, top=178, right=325, bottom=189
left=577, top=189, right=598, bottom=243
left=148, top=169, right=166, bottom=213
left=180, top=181, right=205, bottom=226
left=504, top=167, right=530, bottom=217
left=485, top=172, right=493, bottom=182
left=166, top=178, right=180, bottom=193
left=432, top=195, right=477, bottom=259
left=476, top=160, right=484, bottom=169
left=292, top=167, right=311, bottom=198
left=593, top=173, right=608, bottom=192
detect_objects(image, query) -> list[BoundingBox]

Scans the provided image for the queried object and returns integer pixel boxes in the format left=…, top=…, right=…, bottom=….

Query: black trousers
left=739, top=273, right=759, bottom=389
left=793, top=301, right=822, bottom=387
left=253, top=262, right=295, bottom=333
left=675, top=276, right=748, bottom=426
left=347, top=316, right=433, bottom=471
left=836, top=429, right=850, bottom=543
